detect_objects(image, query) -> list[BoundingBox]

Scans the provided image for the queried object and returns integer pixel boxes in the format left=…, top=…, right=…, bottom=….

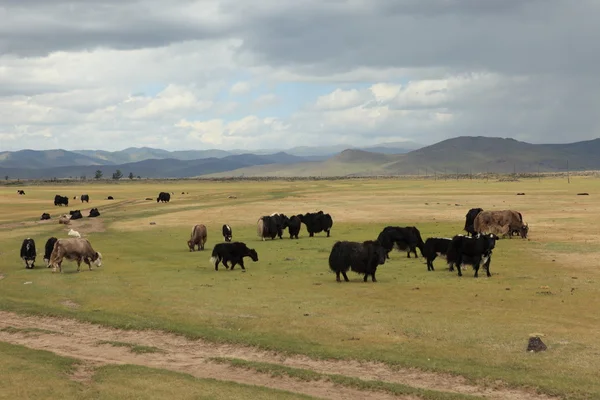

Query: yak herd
left=18, top=191, right=529, bottom=282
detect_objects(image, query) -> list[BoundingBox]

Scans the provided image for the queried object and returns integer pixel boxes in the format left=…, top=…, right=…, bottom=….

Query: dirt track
left=0, top=311, right=557, bottom=400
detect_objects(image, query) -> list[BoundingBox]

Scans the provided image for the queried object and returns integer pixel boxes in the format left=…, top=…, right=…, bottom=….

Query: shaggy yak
left=209, top=242, right=259, bottom=271
left=328, top=240, right=388, bottom=282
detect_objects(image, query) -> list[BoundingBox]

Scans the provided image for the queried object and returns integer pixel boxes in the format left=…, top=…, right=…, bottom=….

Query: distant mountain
left=0, top=149, right=110, bottom=168
left=201, top=136, right=600, bottom=178
left=0, top=152, right=309, bottom=179
left=0, top=141, right=420, bottom=169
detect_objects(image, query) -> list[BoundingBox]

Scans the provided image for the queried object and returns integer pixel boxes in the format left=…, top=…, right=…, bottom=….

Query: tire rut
left=0, top=311, right=557, bottom=400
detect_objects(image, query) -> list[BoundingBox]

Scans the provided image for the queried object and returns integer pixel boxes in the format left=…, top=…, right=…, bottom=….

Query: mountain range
left=1, top=137, right=599, bottom=179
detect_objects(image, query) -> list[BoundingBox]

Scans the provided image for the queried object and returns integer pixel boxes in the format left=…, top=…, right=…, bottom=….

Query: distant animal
left=20, top=238, right=37, bottom=269
left=157, top=192, right=171, bottom=203
left=88, top=208, right=100, bottom=218
left=81, top=194, right=89, bottom=203
left=376, top=226, right=425, bottom=258
left=73, top=196, right=77, bottom=200
left=328, top=240, right=388, bottom=282
left=257, top=214, right=288, bottom=240
left=48, top=238, right=102, bottom=273
left=68, top=229, right=81, bottom=238
left=43, top=237, right=58, bottom=267
left=287, top=215, right=302, bottom=239
left=58, top=215, right=71, bottom=225
left=299, top=211, right=333, bottom=237
left=40, top=213, right=51, bottom=220
left=222, top=224, right=232, bottom=242
left=181, top=192, right=185, bottom=195
left=187, top=224, right=208, bottom=251
left=107, top=196, right=114, bottom=200
left=423, top=237, right=452, bottom=271
left=473, top=210, right=528, bottom=239
left=209, top=242, right=259, bottom=271
left=464, top=208, right=484, bottom=236
left=69, top=210, right=83, bottom=220
left=446, top=233, right=499, bottom=277
left=145, top=198, right=153, bottom=201
left=54, top=194, right=69, bottom=206
left=17, top=190, right=25, bottom=195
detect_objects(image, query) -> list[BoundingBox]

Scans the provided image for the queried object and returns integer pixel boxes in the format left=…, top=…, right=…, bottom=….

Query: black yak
left=377, top=226, right=425, bottom=259
left=446, top=233, right=499, bottom=277
left=209, top=242, right=258, bottom=271
left=328, top=240, right=387, bottom=282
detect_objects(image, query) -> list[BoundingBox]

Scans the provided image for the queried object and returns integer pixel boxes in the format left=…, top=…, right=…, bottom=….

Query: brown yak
left=473, top=210, right=528, bottom=239
left=187, top=224, right=208, bottom=251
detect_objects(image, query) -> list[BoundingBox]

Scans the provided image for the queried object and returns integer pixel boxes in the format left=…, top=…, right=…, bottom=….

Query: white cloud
left=1, top=0, right=599, bottom=151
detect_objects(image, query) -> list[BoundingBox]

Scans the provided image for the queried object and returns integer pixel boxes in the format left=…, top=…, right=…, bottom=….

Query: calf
left=81, top=194, right=90, bottom=203
left=187, top=224, right=208, bottom=251
left=328, top=240, right=387, bottom=282
left=43, top=237, right=58, bottom=267
left=222, top=224, right=232, bottom=242
left=17, top=190, right=25, bottom=195
left=58, top=214, right=71, bottom=225
left=49, top=238, right=102, bottom=273
left=69, top=210, right=83, bottom=220
left=446, top=233, right=499, bottom=278
left=40, top=213, right=51, bottom=220
left=423, top=237, right=452, bottom=271
left=20, top=238, right=37, bottom=269
left=377, top=226, right=425, bottom=259
left=88, top=208, right=100, bottom=218
left=209, top=242, right=258, bottom=271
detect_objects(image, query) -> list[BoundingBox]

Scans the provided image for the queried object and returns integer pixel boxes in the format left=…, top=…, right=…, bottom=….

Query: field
left=0, top=177, right=599, bottom=400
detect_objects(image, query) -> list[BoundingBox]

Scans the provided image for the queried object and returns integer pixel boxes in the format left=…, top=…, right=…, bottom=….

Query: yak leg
left=371, top=270, right=377, bottom=282
left=326, top=229, right=330, bottom=237
left=427, top=254, right=437, bottom=271
left=309, top=231, right=314, bottom=237
left=214, top=257, right=220, bottom=271
left=483, top=255, right=492, bottom=277
left=456, top=257, right=463, bottom=277
left=473, top=256, right=482, bottom=278
left=341, top=270, right=350, bottom=282
left=76, top=257, right=82, bottom=272
left=336, top=271, right=342, bottom=282
left=239, top=259, right=246, bottom=270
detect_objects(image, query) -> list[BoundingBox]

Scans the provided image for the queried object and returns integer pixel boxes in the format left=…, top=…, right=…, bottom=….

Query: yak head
left=92, top=251, right=103, bottom=267
left=248, top=249, right=259, bottom=262
left=187, top=239, right=195, bottom=251
left=519, top=223, right=529, bottom=239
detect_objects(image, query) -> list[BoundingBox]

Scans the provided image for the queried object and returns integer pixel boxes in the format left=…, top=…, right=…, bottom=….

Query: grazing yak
left=209, top=242, right=258, bottom=271
left=222, top=224, right=232, bottom=242
left=20, top=238, right=37, bottom=269
left=157, top=192, right=171, bottom=203
left=48, top=238, right=102, bottom=273
left=88, top=208, right=100, bottom=218
left=446, top=233, right=499, bottom=278
left=463, top=208, right=484, bottom=236
left=58, top=214, right=71, bottom=225
left=257, top=214, right=288, bottom=240
left=69, top=210, right=83, bottom=220
left=473, top=210, right=528, bottom=239
left=40, top=213, right=51, bottom=220
left=107, top=196, right=114, bottom=200
left=187, top=224, right=208, bottom=251
left=80, top=194, right=89, bottom=203
left=287, top=215, right=302, bottom=239
left=17, top=190, right=25, bottom=195
left=423, top=237, right=452, bottom=271
left=376, top=226, right=425, bottom=259
left=328, top=240, right=388, bottom=282
left=54, top=195, right=69, bottom=206
left=43, top=237, right=58, bottom=267
left=299, top=211, right=333, bottom=237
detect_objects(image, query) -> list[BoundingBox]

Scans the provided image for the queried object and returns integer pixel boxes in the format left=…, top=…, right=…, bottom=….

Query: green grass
left=0, top=341, right=315, bottom=400
left=1, top=178, right=600, bottom=399
left=211, top=357, right=484, bottom=400
left=96, top=340, right=165, bottom=354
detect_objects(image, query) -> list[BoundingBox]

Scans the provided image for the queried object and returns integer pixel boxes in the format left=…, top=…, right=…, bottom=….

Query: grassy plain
left=1, top=177, right=599, bottom=399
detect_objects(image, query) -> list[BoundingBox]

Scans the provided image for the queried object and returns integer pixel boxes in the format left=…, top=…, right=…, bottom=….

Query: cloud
left=1, top=0, right=599, bottom=151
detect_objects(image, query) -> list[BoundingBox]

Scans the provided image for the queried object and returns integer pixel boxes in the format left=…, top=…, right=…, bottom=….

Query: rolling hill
left=202, top=136, right=600, bottom=178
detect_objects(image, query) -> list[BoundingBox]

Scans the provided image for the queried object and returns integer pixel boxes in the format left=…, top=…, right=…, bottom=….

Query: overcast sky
left=1, top=0, right=599, bottom=151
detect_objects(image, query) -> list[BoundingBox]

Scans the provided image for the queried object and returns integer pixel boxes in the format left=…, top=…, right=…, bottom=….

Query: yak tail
left=257, top=218, right=264, bottom=238
left=209, top=256, right=217, bottom=266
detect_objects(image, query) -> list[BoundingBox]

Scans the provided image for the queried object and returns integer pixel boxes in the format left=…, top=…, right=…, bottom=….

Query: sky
left=1, top=0, right=599, bottom=151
